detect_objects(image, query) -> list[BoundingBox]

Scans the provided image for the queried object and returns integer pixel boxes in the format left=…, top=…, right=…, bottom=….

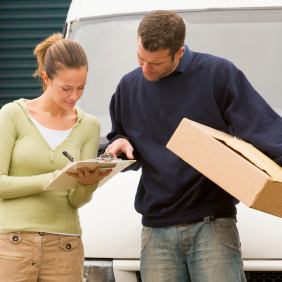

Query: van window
left=68, top=9, right=282, bottom=143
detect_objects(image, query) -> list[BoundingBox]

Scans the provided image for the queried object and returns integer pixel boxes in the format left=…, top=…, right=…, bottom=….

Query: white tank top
left=26, top=107, right=72, bottom=149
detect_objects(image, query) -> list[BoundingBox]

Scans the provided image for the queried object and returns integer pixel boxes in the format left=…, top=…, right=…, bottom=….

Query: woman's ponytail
left=33, top=33, right=88, bottom=91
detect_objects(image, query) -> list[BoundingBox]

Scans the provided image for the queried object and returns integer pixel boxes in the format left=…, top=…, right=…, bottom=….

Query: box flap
left=189, top=120, right=282, bottom=183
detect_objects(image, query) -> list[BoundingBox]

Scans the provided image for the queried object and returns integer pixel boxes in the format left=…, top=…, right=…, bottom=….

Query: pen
left=62, top=151, right=75, bottom=162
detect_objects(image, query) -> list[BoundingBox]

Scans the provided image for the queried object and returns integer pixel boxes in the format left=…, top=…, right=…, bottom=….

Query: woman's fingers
left=82, top=167, right=91, bottom=177
left=66, top=167, right=113, bottom=186
left=62, top=162, right=74, bottom=172
left=92, top=167, right=100, bottom=176
left=76, top=168, right=85, bottom=178
left=66, top=172, right=80, bottom=179
left=99, top=169, right=113, bottom=181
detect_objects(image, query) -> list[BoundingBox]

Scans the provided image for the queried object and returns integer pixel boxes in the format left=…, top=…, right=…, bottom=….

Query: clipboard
left=44, top=154, right=136, bottom=191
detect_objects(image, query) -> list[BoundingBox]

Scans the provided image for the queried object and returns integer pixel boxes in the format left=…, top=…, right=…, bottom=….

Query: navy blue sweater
left=107, top=44, right=282, bottom=227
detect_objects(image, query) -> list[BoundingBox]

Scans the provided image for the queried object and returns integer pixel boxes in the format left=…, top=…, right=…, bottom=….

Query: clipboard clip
left=99, top=152, right=114, bottom=162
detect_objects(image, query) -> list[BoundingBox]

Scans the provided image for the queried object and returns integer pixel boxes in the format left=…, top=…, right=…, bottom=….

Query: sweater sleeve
left=67, top=117, right=100, bottom=209
left=106, top=85, right=141, bottom=171
left=219, top=69, right=282, bottom=166
left=0, top=104, right=62, bottom=199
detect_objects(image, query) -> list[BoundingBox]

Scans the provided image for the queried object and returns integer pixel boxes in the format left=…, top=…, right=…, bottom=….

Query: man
left=105, top=10, right=282, bottom=282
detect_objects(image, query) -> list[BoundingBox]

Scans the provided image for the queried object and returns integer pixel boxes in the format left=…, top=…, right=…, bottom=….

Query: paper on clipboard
left=44, top=159, right=136, bottom=191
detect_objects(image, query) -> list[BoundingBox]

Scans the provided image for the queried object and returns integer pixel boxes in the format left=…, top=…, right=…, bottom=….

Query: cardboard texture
left=166, top=118, right=282, bottom=218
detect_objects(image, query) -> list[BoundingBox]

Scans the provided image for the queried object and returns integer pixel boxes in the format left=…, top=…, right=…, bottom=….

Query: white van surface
left=65, top=1, right=282, bottom=281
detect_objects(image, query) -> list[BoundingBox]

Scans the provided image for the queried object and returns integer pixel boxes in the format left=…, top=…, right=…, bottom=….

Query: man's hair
left=138, top=10, right=186, bottom=59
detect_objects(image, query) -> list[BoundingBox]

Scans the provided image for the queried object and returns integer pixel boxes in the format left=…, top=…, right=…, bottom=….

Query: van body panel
left=66, top=1, right=282, bottom=266
left=66, top=0, right=282, bottom=22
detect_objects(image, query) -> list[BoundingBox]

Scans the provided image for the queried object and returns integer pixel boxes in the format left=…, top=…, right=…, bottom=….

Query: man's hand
left=105, top=138, right=134, bottom=159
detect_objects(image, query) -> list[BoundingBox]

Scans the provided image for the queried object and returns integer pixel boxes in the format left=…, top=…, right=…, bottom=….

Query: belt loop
left=203, top=216, right=210, bottom=223
left=203, top=215, right=215, bottom=223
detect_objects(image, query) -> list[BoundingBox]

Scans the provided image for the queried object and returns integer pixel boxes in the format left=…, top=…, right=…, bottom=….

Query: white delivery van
left=64, top=1, right=282, bottom=281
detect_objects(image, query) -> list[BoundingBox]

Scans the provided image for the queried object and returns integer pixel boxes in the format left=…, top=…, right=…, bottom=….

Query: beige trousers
left=0, top=232, right=84, bottom=282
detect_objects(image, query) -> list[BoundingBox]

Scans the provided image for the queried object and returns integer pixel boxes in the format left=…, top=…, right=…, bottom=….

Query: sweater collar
left=174, top=44, right=194, bottom=74
left=159, top=44, right=194, bottom=80
left=14, top=98, right=84, bottom=123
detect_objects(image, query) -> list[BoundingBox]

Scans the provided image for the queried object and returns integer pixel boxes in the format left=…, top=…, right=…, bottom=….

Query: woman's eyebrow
left=64, top=83, right=87, bottom=87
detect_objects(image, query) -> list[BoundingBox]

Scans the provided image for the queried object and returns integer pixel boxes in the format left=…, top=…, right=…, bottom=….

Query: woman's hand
left=66, top=167, right=112, bottom=186
left=62, top=163, right=74, bottom=171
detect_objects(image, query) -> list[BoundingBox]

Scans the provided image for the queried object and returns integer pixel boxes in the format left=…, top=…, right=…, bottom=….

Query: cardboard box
left=166, top=118, right=282, bottom=218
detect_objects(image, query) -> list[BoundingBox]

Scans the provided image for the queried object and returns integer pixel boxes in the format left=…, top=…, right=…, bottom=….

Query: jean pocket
left=55, top=237, right=82, bottom=274
left=0, top=250, right=23, bottom=261
left=141, top=226, right=152, bottom=254
left=210, top=218, right=241, bottom=252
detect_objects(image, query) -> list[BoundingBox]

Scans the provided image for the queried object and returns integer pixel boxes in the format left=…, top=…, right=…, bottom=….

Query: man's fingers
left=125, top=144, right=134, bottom=159
left=105, top=138, right=135, bottom=159
left=105, top=144, right=119, bottom=156
left=107, top=148, right=120, bottom=158
left=126, top=152, right=134, bottom=159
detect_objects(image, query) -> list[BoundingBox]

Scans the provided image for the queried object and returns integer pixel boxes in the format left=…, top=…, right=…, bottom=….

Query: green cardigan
left=0, top=99, right=100, bottom=234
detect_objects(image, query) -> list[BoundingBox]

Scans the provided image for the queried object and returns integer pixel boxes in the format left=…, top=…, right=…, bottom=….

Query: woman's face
left=43, top=66, right=88, bottom=110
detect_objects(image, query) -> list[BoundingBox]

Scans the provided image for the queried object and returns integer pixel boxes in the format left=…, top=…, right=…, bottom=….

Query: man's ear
left=42, top=71, right=49, bottom=86
left=175, top=46, right=185, bottom=60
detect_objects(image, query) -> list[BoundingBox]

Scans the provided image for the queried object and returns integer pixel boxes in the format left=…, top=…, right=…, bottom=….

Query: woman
left=0, top=33, right=111, bottom=281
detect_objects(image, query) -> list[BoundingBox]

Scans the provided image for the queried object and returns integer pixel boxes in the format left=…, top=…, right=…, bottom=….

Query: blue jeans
left=140, top=216, right=246, bottom=282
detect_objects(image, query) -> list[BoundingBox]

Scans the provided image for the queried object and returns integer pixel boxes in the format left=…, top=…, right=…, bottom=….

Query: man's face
left=137, top=37, right=184, bottom=81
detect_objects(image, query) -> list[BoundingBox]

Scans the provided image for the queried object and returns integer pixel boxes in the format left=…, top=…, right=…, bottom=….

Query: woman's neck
left=25, top=93, right=77, bottom=130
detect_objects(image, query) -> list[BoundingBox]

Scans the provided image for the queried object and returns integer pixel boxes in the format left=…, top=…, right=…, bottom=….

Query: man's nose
left=143, top=61, right=152, bottom=72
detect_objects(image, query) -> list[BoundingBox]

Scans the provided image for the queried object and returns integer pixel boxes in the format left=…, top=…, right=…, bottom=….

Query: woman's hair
left=33, top=33, right=88, bottom=91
